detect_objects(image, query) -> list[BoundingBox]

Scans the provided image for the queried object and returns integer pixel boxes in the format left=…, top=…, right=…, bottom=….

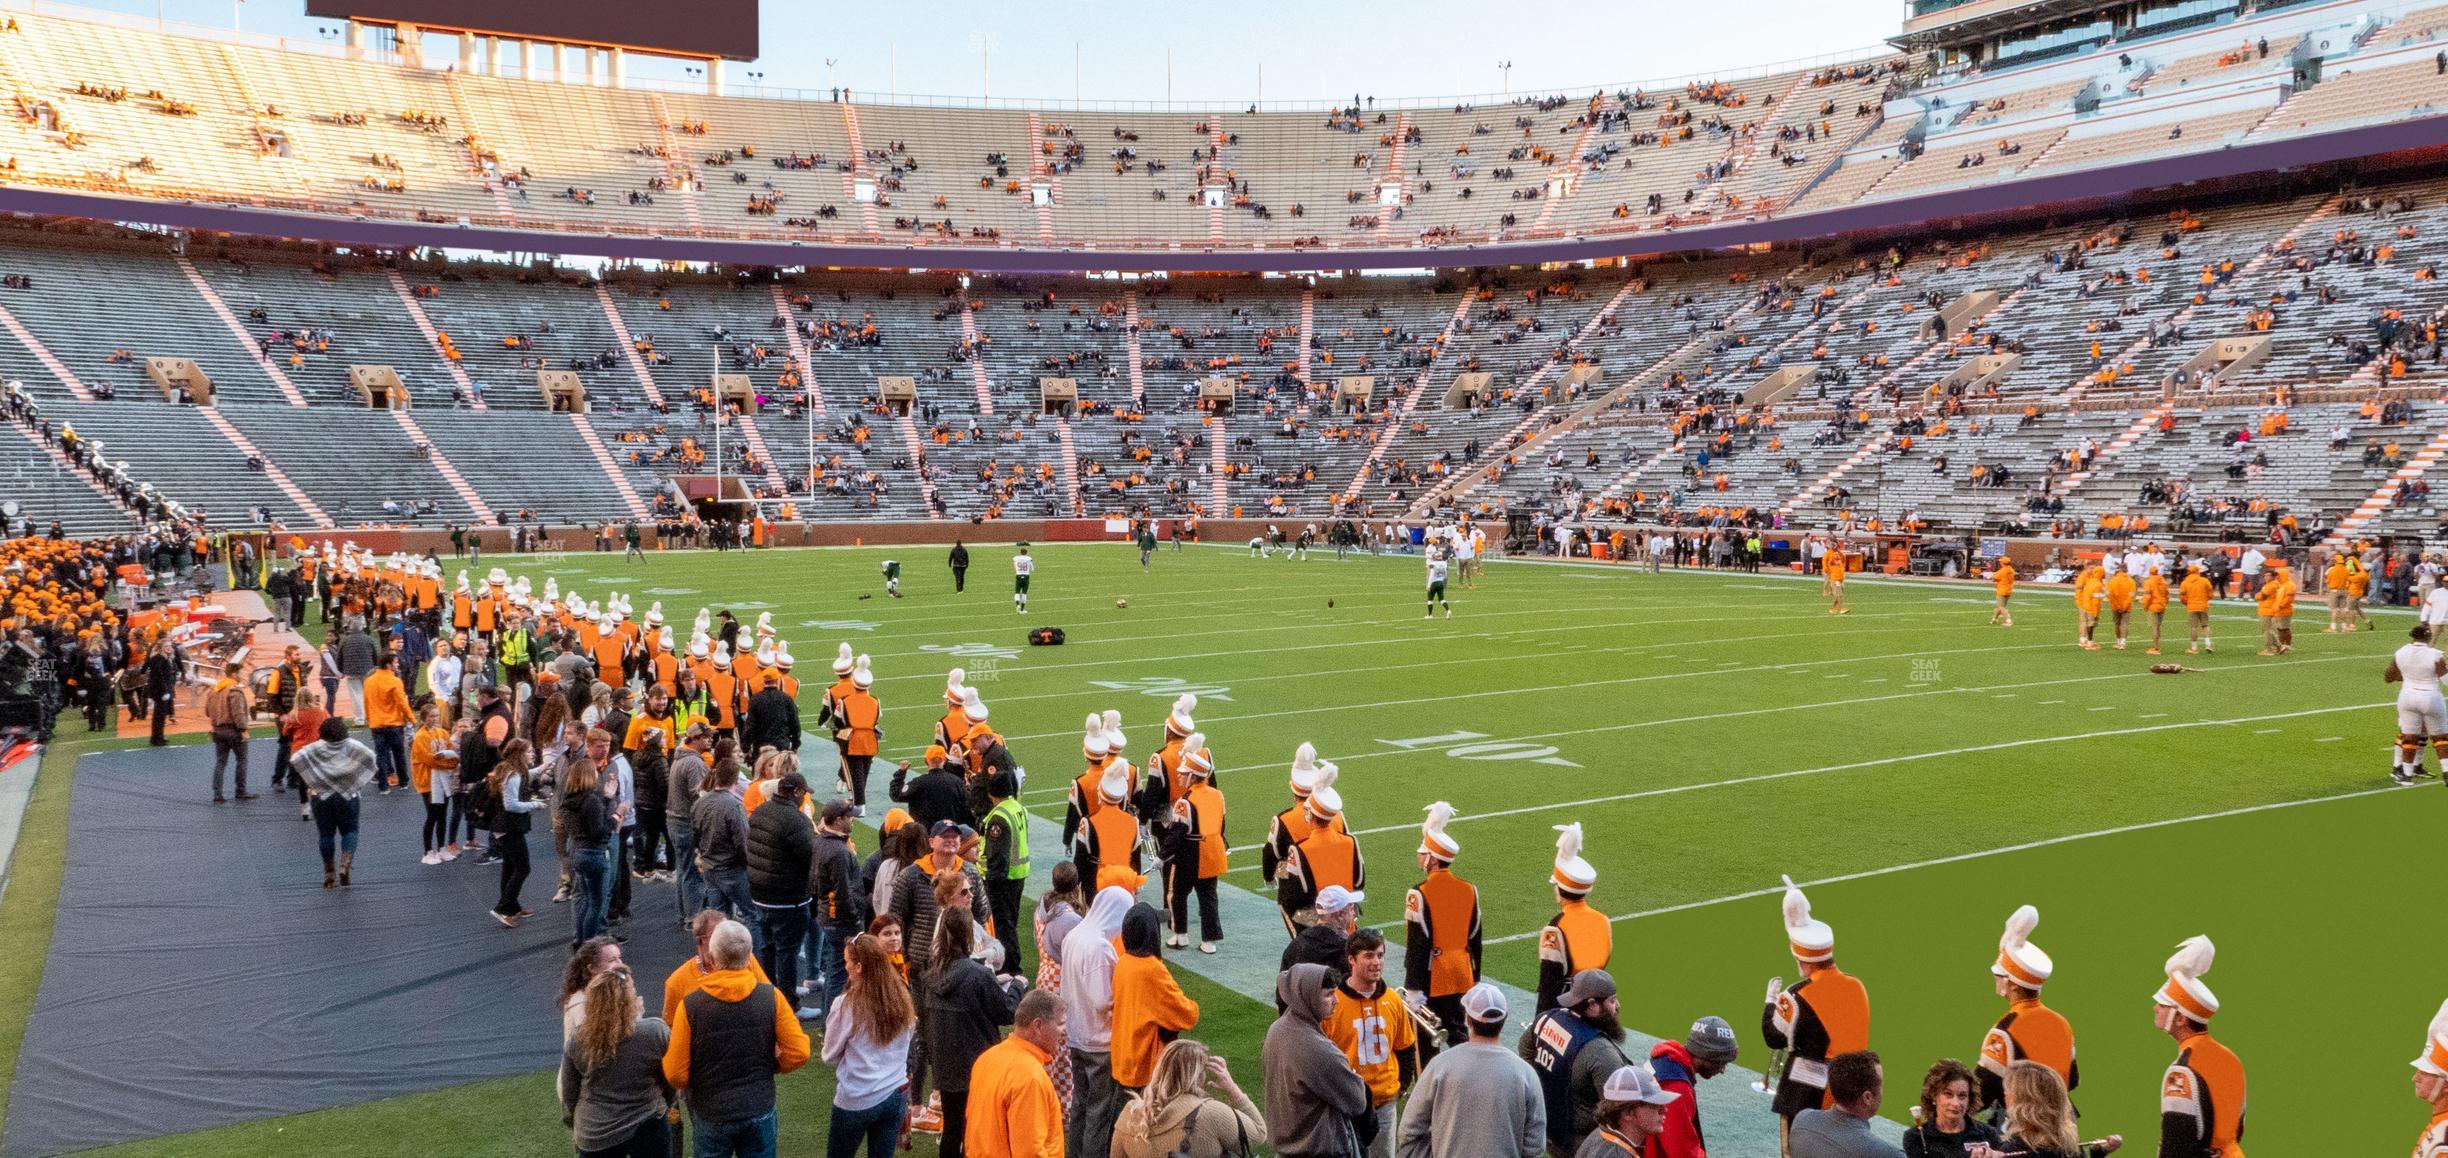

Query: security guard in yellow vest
left=980, top=769, right=1029, bottom=974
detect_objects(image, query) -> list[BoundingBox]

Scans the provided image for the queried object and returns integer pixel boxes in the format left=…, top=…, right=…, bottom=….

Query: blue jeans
left=753, top=902, right=808, bottom=1011
left=814, top=922, right=856, bottom=1014
left=825, top=1089, right=905, bottom=1158
left=670, top=826, right=704, bottom=920
left=693, top=1108, right=777, bottom=1158
left=570, top=846, right=613, bottom=946
left=369, top=725, right=408, bottom=790
left=701, top=867, right=753, bottom=924
left=311, top=794, right=360, bottom=864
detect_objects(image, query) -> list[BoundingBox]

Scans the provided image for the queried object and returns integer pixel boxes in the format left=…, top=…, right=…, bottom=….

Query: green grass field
left=7, top=540, right=2440, bottom=1155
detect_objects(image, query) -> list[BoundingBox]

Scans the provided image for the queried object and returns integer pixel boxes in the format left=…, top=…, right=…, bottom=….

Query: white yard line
left=1234, top=699, right=2387, bottom=851
left=1479, top=786, right=2400, bottom=943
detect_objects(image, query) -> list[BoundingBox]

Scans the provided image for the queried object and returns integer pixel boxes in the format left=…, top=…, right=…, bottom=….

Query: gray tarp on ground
left=2, top=741, right=689, bottom=1157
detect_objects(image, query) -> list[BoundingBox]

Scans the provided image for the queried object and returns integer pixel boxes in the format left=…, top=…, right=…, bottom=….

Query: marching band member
left=1284, top=759, right=1361, bottom=924
left=1404, top=801, right=1480, bottom=1047
left=1063, top=712, right=1113, bottom=865
left=1153, top=734, right=1225, bottom=953
left=2411, top=999, right=2448, bottom=1158
left=1262, top=742, right=1343, bottom=933
left=1076, top=760, right=1141, bottom=885
left=2154, top=935, right=2245, bottom=1158
left=820, top=643, right=858, bottom=778
left=1763, top=875, right=1869, bottom=1152
left=1979, top=905, right=2077, bottom=1122
left=1146, top=693, right=1198, bottom=810
left=933, top=666, right=971, bottom=750
left=1535, top=822, right=1607, bottom=1014
left=834, top=655, right=881, bottom=813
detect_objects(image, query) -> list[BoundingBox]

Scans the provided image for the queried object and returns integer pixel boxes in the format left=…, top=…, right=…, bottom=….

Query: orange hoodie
left=658, top=954, right=773, bottom=1026
left=963, top=1034, right=1065, bottom=1158
left=1110, top=950, right=1200, bottom=1088
left=660, top=966, right=808, bottom=1090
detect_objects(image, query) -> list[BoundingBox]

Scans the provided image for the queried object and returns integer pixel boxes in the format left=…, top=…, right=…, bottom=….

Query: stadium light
left=1500, top=59, right=1513, bottom=97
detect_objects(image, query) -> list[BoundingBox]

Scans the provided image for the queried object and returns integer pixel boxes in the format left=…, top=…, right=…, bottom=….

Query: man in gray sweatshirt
left=689, top=757, right=752, bottom=922
left=1264, top=962, right=1374, bottom=1158
left=1399, top=982, right=1545, bottom=1158
left=665, top=724, right=712, bottom=923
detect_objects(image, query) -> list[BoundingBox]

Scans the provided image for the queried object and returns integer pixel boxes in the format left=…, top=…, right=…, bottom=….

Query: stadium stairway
left=0, top=419, right=138, bottom=535
left=2327, top=405, right=2448, bottom=542
left=196, top=406, right=333, bottom=527
left=1340, top=292, right=1476, bottom=507
left=391, top=409, right=497, bottom=524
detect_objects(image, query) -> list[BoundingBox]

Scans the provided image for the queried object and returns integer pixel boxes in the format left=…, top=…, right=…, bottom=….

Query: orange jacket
left=963, top=1036, right=1065, bottom=1158
left=409, top=724, right=456, bottom=795
left=363, top=669, right=412, bottom=728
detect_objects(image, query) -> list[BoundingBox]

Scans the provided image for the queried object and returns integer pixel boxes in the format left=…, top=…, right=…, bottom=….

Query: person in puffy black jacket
left=745, top=772, right=816, bottom=1013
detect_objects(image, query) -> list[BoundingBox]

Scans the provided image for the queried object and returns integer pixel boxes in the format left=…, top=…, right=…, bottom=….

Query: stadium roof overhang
left=5, top=114, right=2447, bottom=275
left=1889, top=0, right=2110, bottom=51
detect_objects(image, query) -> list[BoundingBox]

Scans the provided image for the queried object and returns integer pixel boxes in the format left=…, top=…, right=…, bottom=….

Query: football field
left=467, top=541, right=2434, bottom=1152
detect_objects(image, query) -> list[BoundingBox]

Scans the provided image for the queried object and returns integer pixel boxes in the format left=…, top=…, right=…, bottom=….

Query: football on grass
left=1116, top=597, right=1129, bottom=609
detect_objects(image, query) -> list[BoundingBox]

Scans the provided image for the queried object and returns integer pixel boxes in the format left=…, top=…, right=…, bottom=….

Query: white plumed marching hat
left=1993, top=905, right=2053, bottom=990
left=1781, top=875, right=1834, bottom=963
left=2413, top=998, right=2448, bottom=1077
left=1552, top=824, right=1596, bottom=895
left=1306, top=760, right=1342, bottom=818
left=1165, top=693, right=1197, bottom=738
left=851, top=654, right=872, bottom=690
left=833, top=642, right=856, bottom=677
left=2153, top=935, right=2219, bottom=1022
left=1419, top=801, right=1460, bottom=861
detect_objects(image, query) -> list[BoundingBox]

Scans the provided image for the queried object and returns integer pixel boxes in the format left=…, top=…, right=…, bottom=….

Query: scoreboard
left=303, top=0, right=758, bottom=61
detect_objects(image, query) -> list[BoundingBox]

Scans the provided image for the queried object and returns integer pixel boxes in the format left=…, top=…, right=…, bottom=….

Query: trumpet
left=1753, top=1047, right=1785, bottom=1095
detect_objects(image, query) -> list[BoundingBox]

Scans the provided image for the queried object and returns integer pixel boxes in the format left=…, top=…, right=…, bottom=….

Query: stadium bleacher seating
left=0, top=0, right=2439, bottom=257
left=1, top=0, right=2447, bottom=549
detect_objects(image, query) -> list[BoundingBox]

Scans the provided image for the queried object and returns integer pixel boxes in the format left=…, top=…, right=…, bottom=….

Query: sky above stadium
left=93, top=0, right=1900, bottom=105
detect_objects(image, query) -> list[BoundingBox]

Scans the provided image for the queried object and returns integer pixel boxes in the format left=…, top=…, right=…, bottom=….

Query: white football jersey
left=2399, top=643, right=2445, bottom=695
left=1013, top=555, right=1034, bottom=577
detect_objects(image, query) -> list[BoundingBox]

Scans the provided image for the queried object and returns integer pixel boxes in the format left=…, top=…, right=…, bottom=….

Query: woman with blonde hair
left=557, top=966, right=673, bottom=1156
left=741, top=748, right=799, bottom=815
left=823, top=933, right=916, bottom=1158
left=1111, top=1037, right=1264, bottom=1157
left=1997, top=1061, right=2121, bottom=1158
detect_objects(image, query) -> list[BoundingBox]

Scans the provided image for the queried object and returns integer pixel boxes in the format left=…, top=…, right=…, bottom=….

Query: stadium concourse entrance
left=675, top=473, right=755, bottom=523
